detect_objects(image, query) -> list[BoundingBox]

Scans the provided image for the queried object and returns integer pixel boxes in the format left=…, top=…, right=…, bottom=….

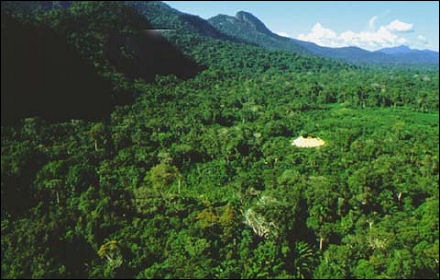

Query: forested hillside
left=1, top=1, right=439, bottom=279
left=208, top=12, right=310, bottom=55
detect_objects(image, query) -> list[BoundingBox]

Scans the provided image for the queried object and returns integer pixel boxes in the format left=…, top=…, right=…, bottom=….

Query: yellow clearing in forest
left=291, top=136, right=326, bottom=148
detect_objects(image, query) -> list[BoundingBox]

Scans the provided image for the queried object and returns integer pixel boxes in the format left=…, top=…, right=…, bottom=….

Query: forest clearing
left=291, top=136, right=326, bottom=148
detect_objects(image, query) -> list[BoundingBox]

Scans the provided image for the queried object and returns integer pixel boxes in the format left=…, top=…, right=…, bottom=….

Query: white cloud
left=416, top=35, right=430, bottom=47
left=276, top=31, right=291, bottom=38
left=417, top=35, right=428, bottom=43
left=298, top=23, right=340, bottom=47
left=297, top=19, right=413, bottom=50
left=369, top=16, right=378, bottom=30
left=385, top=20, right=413, bottom=32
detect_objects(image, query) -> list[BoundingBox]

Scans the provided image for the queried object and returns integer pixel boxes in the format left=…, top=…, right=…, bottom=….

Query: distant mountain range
left=377, top=45, right=413, bottom=54
left=1, top=1, right=438, bottom=65
left=208, top=11, right=438, bottom=65
left=374, top=45, right=439, bottom=64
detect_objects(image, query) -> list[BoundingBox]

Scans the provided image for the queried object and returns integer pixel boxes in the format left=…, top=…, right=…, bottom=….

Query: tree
left=97, top=240, right=123, bottom=278
left=89, top=122, right=107, bottom=152
left=149, top=162, right=178, bottom=194
left=291, top=241, right=315, bottom=279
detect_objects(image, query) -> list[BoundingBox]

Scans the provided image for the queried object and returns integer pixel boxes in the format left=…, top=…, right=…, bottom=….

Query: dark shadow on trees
left=1, top=13, right=204, bottom=124
left=104, top=29, right=204, bottom=82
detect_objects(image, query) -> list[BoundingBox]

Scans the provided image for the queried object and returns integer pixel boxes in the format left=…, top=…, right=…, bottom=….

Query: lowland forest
left=1, top=1, right=439, bottom=279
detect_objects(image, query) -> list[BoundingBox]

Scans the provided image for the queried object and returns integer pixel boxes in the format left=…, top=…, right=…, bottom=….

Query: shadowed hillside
left=1, top=9, right=203, bottom=124
left=1, top=13, right=114, bottom=123
left=104, top=29, right=203, bottom=82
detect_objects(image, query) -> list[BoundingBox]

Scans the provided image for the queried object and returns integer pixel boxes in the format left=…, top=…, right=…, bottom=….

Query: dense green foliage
left=1, top=1, right=439, bottom=279
left=126, top=1, right=234, bottom=41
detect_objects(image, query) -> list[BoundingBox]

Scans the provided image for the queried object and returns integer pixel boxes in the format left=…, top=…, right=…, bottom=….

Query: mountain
left=377, top=45, right=412, bottom=55
left=375, top=45, right=439, bottom=64
left=125, top=1, right=237, bottom=42
left=290, top=39, right=389, bottom=63
left=234, top=11, right=274, bottom=35
left=209, top=11, right=439, bottom=65
left=6, top=2, right=436, bottom=65
left=1, top=1, right=236, bottom=42
left=208, top=12, right=310, bottom=55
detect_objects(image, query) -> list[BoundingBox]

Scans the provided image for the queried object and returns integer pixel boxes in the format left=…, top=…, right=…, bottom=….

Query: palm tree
left=291, top=241, right=315, bottom=279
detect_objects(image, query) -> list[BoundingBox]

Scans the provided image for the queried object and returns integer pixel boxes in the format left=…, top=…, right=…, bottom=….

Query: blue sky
left=164, top=1, right=439, bottom=51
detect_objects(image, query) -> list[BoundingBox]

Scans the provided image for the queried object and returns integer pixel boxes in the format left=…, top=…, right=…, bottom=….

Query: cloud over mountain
left=297, top=19, right=415, bottom=50
left=385, top=20, right=413, bottom=32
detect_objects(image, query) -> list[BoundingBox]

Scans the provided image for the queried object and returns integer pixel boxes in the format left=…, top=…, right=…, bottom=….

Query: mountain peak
left=235, top=11, right=256, bottom=19
left=392, top=45, right=411, bottom=52
left=377, top=45, right=412, bottom=54
left=234, top=11, right=272, bottom=35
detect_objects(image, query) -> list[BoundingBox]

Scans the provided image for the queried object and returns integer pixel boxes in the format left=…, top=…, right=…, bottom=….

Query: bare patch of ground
left=291, top=136, right=326, bottom=148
